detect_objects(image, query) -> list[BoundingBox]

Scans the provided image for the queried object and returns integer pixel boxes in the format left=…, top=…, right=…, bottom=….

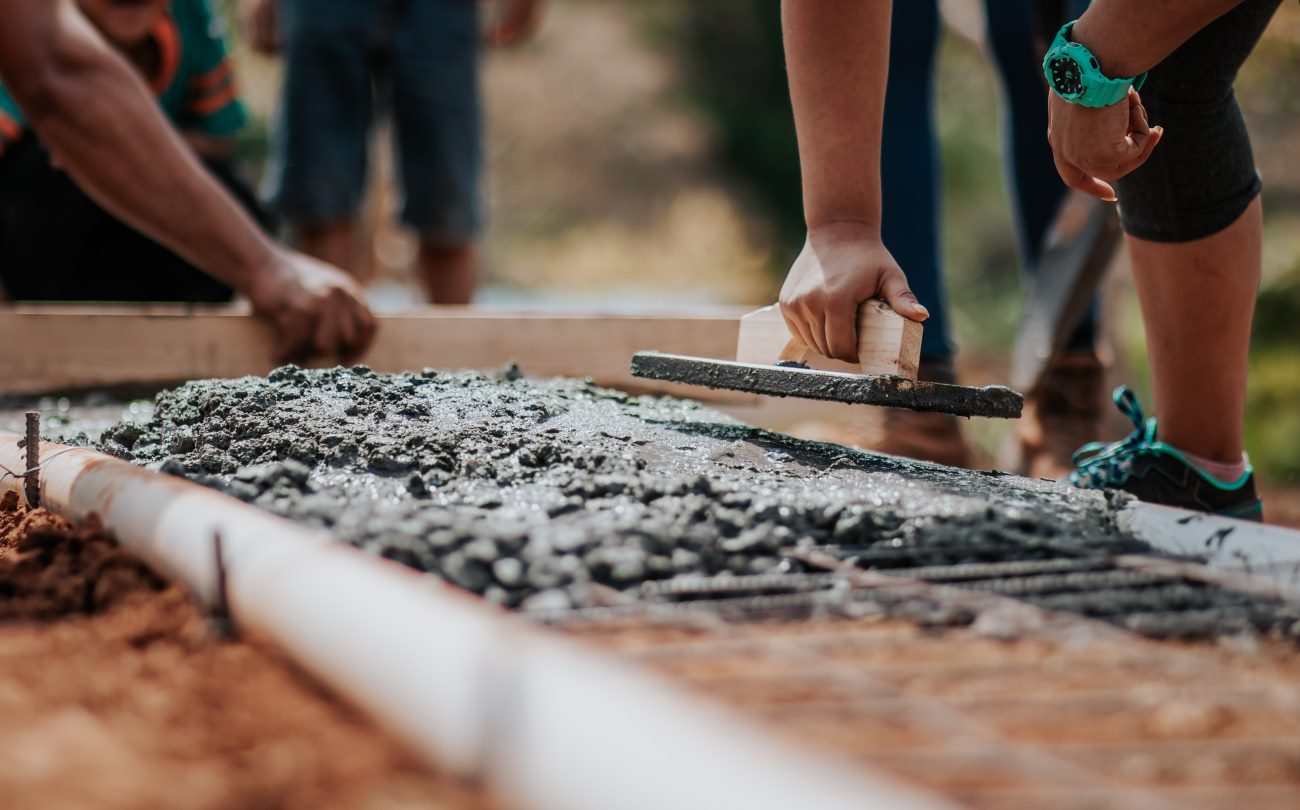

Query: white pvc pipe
left=1120, top=501, right=1300, bottom=592
left=0, top=433, right=955, bottom=810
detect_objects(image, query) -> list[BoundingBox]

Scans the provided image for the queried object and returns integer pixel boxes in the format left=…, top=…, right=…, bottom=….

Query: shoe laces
left=1068, top=386, right=1156, bottom=489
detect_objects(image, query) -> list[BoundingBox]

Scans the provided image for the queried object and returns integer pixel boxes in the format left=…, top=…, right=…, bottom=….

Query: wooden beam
left=736, top=301, right=922, bottom=378
left=0, top=305, right=756, bottom=402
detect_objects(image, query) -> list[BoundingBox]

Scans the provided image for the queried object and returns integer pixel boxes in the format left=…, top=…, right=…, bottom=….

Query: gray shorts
left=267, top=0, right=483, bottom=242
left=1114, top=0, right=1282, bottom=243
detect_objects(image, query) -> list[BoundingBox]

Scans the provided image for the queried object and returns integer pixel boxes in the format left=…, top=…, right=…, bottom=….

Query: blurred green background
left=227, top=0, right=1300, bottom=491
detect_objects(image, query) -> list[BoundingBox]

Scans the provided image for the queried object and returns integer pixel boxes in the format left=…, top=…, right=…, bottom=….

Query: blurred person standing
left=859, top=0, right=1107, bottom=475
left=242, top=0, right=544, bottom=304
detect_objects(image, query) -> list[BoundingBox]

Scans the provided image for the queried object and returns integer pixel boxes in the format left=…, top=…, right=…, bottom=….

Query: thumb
left=879, top=269, right=929, bottom=323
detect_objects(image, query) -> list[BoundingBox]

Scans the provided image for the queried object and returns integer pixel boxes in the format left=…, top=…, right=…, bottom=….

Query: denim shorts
left=267, top=0, right=483, bottom=242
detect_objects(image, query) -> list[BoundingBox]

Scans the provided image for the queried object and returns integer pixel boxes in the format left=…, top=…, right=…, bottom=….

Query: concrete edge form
left=1120, top=501, right=1300, bottom=594
left=0, top=432, right=959, bottom=810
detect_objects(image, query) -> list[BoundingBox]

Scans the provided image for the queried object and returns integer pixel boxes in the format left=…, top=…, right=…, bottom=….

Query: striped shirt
left=0, top=0, right=248, bottom=156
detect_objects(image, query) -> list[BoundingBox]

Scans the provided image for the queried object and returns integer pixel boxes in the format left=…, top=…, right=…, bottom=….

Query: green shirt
left=0, top=0, right=247, bottom=155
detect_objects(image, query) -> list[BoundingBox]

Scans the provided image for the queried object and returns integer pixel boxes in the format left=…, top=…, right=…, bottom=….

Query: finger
left=791, top=302, right=830, bottom=359
left=778, top=300, right=818, bottom=359
left=804, top=304, right=832, bottom=359
left=823, top=300, right=859, bottom=364
left=1126, top=87, right=1150, bottom=137
left=353, top=301, right=378, bottom=356
left=309, top=302, right=340, bottom=358
left=1054, top=153, right=1116, bottom=202
left=334, top=300, right=358, bottom=356
left=336, top=295, right=375, bottom=365
left=1115, top=125, right=1163, bottom=176
left=878, top=271, right=929, bottom=324
left=274, top=314, right=312, bottom=366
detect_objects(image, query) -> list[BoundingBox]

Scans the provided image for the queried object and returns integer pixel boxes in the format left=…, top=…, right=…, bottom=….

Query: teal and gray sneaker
left=1068, top=387, right=1263, bottom=522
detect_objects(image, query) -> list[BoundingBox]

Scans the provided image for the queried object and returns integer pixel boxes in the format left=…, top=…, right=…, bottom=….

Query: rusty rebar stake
left=210, top=531, right=236, bottom=639
left=24, top=411, right=39, bottom=508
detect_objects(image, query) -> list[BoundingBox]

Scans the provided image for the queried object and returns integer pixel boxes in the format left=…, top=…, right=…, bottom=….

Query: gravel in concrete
left=100, top=365, right=1143, bottom=610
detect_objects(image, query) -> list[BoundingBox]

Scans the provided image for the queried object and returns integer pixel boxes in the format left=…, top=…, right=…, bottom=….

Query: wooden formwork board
left=0, top=305, right=757, bottom=402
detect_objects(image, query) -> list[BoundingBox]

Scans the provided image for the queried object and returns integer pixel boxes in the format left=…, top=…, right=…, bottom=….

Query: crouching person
left=0, top=0, right=267, bottom=303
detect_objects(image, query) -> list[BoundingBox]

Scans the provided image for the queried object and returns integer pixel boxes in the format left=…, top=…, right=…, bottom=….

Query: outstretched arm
left=779, top=0, right=927, bottom=364
left=1048, top=0, right=1244, bottom=199
left=0, top=0, right=374, bottom=362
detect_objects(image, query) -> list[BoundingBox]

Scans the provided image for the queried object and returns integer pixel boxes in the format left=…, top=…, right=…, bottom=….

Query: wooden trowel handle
left=777, top=299, right=922, bottom=379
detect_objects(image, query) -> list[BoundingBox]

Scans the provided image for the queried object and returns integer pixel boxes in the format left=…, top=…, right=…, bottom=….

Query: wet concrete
left=96, top=365, right=1141, bottom=611
left=631, top=352, right=1023, bottom=418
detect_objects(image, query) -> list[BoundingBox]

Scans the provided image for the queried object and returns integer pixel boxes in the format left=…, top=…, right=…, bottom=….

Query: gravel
left=95, top=365, right=1153, bottom=612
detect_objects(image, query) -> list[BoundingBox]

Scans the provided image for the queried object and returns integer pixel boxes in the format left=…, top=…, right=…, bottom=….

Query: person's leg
left=1128, top=198, right=1260, bottom=463
left=390, top=0, right=483, bottom=304
left=987, top=0, right=1112, bottom=477
left=880, top=0, right=948, bottom=361
left=1070, top=0, right=1282, bottom=516
left=296, top=221, right=358, bottom=272
left=416, top=240, right=476, bottom=305
left=985, top=0, right=1070, bottom=287
left=987, top=0, right=1102, bottom=348
left=862, top=0, right=975, bottom=468
left=267, top=0, right=375, bottom=278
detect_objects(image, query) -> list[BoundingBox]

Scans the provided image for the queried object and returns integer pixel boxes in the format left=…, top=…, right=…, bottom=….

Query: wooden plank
left=856, top=300, right=922, bottom=379
left=736, top=300, right=922, bottom=378
left=0, top=305, right=756, bottom=402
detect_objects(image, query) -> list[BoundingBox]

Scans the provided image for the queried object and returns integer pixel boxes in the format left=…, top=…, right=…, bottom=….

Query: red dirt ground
left=0, top=492, right=492, bottom=810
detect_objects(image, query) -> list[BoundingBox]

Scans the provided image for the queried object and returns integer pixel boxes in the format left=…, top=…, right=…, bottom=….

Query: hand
left=779, top=223, right=928, bottom=364
left=244, top=248, right=377, bottom=364
left=240, top=0, right=280, bottom=56
left=483, top=0, right=544, bottom=47
left=1047, top=87, right=1163, bottom=201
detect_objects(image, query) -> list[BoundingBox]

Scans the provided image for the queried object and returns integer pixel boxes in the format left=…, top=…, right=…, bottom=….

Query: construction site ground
left=2, top=368, right=1298, bottom=808
left=0, top=496, right=492, bottom=810
left=564, top=614, right=1300, bottom=810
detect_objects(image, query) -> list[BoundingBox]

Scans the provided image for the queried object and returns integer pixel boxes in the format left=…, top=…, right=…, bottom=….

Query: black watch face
left=1048, top=55, right=1084, bottom=96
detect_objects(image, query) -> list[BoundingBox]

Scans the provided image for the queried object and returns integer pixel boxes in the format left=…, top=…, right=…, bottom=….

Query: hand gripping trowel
left=632, top=300, right=1023, bottom=419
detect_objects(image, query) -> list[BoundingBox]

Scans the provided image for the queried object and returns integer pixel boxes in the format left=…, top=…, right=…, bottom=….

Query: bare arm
left=1045, top=0, right=1242, bottom=201
left=778, top=1, right=926, bottom=364
left=782, top=0, right=891, bottom=233
left=0, top=0, right=374, bottom=361
left=0, top=0, right=274, bottom=292
left=1072, top=0, right=1245, bottom=77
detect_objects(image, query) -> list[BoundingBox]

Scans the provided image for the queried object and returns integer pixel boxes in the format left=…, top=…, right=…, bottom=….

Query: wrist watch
left=1043, top=22, right=1147, bottom=108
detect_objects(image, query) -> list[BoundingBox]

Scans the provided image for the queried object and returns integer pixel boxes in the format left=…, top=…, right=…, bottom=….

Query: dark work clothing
left=882, top=0, right=1096, bottom=360
left=1115, top=0, right=1283, bottom=242
left=268, top=0, right=483, bottom=241
left=0, top=134, right=269, bottom=303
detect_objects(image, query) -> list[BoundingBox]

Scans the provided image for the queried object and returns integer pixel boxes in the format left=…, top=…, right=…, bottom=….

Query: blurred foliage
left=1247, top=257, right=1300, bottom=482
left=1254, top=256, right=1300, bottom=350
left=641, top=1, right=804, bottom=258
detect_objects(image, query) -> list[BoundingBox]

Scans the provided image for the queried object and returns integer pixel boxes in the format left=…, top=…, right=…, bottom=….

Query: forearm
left=1072, top=0, right=1244, bottom=77
left=183, top=131, right=237, bottom=160
left=781, top=0, right=892, bottom=233
left=0, top=1, right=276, bottom=292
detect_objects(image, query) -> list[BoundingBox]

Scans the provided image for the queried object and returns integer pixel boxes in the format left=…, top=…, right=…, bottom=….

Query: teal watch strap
left=1044, top=22, right=1147, bottom=108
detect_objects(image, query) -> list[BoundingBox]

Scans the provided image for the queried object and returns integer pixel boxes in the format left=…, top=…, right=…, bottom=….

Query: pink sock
left=1183, top=450, right=1249, bottom=484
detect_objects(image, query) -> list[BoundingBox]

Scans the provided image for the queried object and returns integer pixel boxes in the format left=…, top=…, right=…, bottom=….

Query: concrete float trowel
left=632, top=300, right=1023, bottom=419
